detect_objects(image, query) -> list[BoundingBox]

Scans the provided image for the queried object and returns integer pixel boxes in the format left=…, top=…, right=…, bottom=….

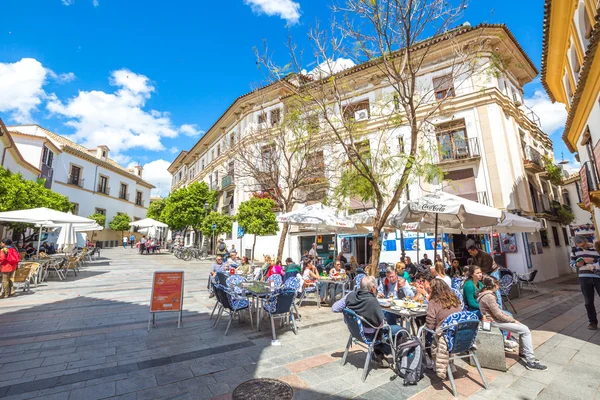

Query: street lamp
left=203, top=202, right=209, bottom=255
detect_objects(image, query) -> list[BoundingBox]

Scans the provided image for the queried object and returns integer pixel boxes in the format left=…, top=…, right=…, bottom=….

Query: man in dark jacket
left=467, top=245, right=495, bottom=274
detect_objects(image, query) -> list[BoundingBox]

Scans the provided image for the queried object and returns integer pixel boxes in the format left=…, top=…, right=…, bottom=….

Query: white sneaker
left=504, top=339, right=518, bottom=349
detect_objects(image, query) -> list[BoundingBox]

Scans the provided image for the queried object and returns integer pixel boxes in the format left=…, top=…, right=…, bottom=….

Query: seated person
left=324, top=255, right=335, bottom=271
left=25, top=242, right=36, bottom=255
left=236, top=256, right=253, bottom=276
left=324, top=260, right=347, bottom=301
left=377, top=266, right=415, bottom=299
left=333, top=275, right=400, bottom=367
left=210, top=256, right=226, bottom=276
left=420, top=253, right=433, bottom=266
left=226, top=251, right=239, bottom=268
left=328, top=261, right=346, bottom=279
left=426, top=279, right=463, bottom=330
left=284, top=257, right=302, bottom=274
left=478, top=276, right=548, bottom=371
left=447, top=259, right=463, bottom=278
left=265, top=259, right=284, bottom=279
left=395, top=262, right=411, bottom=283
left=463, top=265, right=483, bottom=318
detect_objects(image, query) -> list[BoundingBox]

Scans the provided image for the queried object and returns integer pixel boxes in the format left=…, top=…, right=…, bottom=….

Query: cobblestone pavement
left=0, top=249, right=599, bottom=400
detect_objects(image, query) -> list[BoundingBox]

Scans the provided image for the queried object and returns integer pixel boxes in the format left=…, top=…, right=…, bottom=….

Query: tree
left=200, top=212, right=234, bottom=253
left=236, top=196, right=279, bottom=260
left=256, top=0, right=490, bottom=275
left=87, top=213, right=106, bottom=227
left=109, top=213, right=132, bottom=240
left=160, top=182, right=218, bottom=244
left=146, top=198, right=167, bottom=222
left=234, top=100, right=331, bottom=262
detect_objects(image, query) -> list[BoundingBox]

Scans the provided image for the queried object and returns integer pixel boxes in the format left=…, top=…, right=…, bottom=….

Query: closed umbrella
left=56, top=223, right=76, bottom=253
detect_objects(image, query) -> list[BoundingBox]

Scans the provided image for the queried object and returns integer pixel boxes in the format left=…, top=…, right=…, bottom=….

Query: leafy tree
left=146, top=198, right=167, bottom=222
left=87, top=213, right=106, bottom=227
left=161, top=182, right=217, bottom=244
left=236, top=196, right=279, bottom=260
left=200, top=212, right=234, bottom=253
left=109, top=213, right=132, bottom=240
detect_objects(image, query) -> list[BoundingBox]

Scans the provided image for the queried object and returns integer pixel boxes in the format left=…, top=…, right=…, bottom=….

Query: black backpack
left=390, top=328, right=425, bottom=386
left=218, top=242, right=226, bottom=251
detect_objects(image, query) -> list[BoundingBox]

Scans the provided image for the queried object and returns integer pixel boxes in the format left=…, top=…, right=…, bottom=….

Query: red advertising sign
left=150, top=271, right=184, bottom=312
left=580, top=164, right=590, bottom=209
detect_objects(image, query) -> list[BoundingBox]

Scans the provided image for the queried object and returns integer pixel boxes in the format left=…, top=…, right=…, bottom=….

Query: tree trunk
left=193, top=229, right=199, bottom=246
left=276, top=222, right=290, bottom=263
left=252, top=235, right=257, bottom=262
left=368, top=229, right=381, bottom=277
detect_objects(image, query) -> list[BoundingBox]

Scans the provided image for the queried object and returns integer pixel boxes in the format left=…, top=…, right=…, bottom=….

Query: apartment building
left=171, top=24, right=571, bottom=280
left=0, top=118, right=40, bottom=181
left=541, top=0, right=600, bottom=241
left=7, top=124, right=154, bottom=247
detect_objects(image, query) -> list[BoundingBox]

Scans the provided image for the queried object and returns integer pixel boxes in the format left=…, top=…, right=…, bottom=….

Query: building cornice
left=0, top=120, right=42, bottom=176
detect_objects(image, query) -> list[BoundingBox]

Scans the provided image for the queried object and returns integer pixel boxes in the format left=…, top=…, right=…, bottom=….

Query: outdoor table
left=239, top=281, right=274, bottom=331
left=379, top=301, right=428, bottom=335
left=318, top=277, right=349, bottom=306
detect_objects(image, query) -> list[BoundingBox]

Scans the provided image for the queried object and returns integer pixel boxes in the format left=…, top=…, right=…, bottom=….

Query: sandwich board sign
left=148, top=270, right=184, bottom=330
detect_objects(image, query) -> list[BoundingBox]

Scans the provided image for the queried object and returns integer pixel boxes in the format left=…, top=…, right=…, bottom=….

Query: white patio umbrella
left=129, top=218, right=168, bottom=243
left=56, top=223, right=76, bottom=253
left=390, top=192, right=503, bottom=260
left=0, top=208, right=95, bottom=259
left=276, top=203, right=355, bottom=258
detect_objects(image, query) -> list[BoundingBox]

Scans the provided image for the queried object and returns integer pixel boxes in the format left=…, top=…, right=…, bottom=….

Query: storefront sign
left=580, top=164, right=591, bottom=209
left=148, top=270, right=184, bottom=330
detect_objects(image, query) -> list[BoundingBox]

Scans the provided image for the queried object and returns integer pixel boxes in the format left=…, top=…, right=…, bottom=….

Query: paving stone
left=134, top=383, right=179, bottom=400
left=115, top=375, right=158, bottom=395
left=207, top=382, right=230, bottom=397
left=155, top=366, right=194, bottom=386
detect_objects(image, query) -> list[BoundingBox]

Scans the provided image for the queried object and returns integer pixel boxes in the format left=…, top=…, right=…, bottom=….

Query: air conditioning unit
left=354, top=109, right=369, bottom=121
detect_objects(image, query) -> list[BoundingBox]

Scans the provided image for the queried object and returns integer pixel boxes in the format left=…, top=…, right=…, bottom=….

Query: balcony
left=435, top=137, right=480, bottom=164
left=119, top=192, right=130, bottom=201
left=40, top=164, right=53, bottom=189
left=222, top=175, right=234, bottom=190
left=523, top=145, right=544, bottom=172
left=68, top=177, right=84, bottom=188
left=222, top=205, right=234, bottom=215
left=136, top=199, right=145, bottom=207
left=454, top=191, right=489, bottom=206
left=519, top=104, right=542, bottom=129
left=97, top=184, right=110, bottom=195
left=477, top=191, right=490, bottom=206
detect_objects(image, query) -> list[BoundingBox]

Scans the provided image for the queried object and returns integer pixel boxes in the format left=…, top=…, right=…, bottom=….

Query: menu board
left=150, top=271, right=184, bottom=313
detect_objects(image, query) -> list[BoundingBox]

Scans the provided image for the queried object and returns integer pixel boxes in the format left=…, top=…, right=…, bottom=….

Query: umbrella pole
left=364, top=236, right=367, bottom=266
left=417, top=231, right=420, bottom=264
left=434, top=214, right=439, bottom=263
left=36, top=225, right=43, bottom=260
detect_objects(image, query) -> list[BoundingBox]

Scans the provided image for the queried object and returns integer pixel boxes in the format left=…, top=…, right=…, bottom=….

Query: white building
left=7, top=124, right=154, bottom=247
left=0, top=118, right=40, bottom=181
left=171, top=24, right=572, bottom=281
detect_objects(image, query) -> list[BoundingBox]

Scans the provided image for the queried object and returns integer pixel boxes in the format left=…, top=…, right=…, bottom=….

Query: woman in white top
left=432, top=261, right=452, bottom=287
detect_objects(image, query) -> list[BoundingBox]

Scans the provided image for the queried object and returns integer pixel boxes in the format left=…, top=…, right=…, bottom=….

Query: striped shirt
left=570, top=245, right=600, bottom=279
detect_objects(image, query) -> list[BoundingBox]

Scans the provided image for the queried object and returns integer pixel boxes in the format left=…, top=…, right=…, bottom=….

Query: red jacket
left=0, top=247, right=20, bottom=273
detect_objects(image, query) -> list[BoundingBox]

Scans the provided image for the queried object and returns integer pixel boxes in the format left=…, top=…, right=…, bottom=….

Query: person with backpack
left=216, top=239, right=227, bottom=258
left=1, top=238, right=21, bottom=299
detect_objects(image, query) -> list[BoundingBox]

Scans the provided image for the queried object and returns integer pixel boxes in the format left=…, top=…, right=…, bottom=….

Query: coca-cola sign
left=417, top=204, right=447, bottom=212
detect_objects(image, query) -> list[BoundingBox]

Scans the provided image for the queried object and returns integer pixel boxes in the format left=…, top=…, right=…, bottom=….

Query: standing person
left=308, top=243, right=317, bottom=258
left=337, top=252, right=347, bottom=264
left=230, top=244, right=236, bottom=254
left=129, top=233, right=135, bottom=249
left=468, top=245, right=502, bottom=307
left=571, top=236, right=600, bottom=330
left=216, top=239, right=227, bottom=258
left=349, top=255, right=360, bottom=274
left=478, top=276, right=547, bottom=371
left=420, top=254, right=432, bottom=266
left=463, top=265, right=484, bottom=318
left=122, top=235, right=128, bottom=249
left=0, top=238, right=20, bottom=298
left=139, top=236, right=147, bottom=255
left=442, top=242, right=455, bottom=266
left=405, top=256, right=417, bottom=279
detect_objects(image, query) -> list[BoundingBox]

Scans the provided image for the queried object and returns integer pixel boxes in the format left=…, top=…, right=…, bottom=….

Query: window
left=230, top=132, right=235, bottom=147
left=398, top=136, right=405, bottom=153
left=98, top=175, right=109, bottom=194
left=343, top=100, right=370, bottom=122
left=258, top=113, right=267, bottom=124
left=217, top=145, right=221, bottom=157
left=95, top=208, right=106, bottom=216
left=119, top=183, right=128, bottom=200
left=102, top=150, right=107, bottom=158
left=540, top=229, right=550, bottom=247
left=201, top=158, right=205, bottom=170
left=306, top=151, right=326, bottom=181
left=69, top=165, right=82, bottom=186
left=433, top=74, right=455, bottom=100
left=562, top=227, right=570, bottom=245
left=306, top=114, right=319, bottom=132
left=443, top=168, right=477, bottom=202
left=227, top=161, right=234, bottom=178
left=552, top=226, right=561, bottom=246
left=72, top=203, right=79, bottom=216
left=270, top=109, right=281, bottom=126
left=42, top=146, right=54, bottom=167
left=211, top=150, right=215, bottom=161
left=136, top=191, right=143, bottom=206
left=261, top=145, right=276, bottom=171
left=436, top=120, right=472, bottom=161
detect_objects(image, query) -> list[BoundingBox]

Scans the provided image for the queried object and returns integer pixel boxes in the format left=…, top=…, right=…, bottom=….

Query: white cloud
left=0, top=58, right=48, bottom=123
left=524, top=90, right=568, bottom=136
left=93, top=0, right=99, bottom=6
left=58, top=72, right=76, bottom=82
left=244, top=0, right=301, bottom=24
left=142, top=159, right=172, bottom=197
left=304, top=58, right=356, bottom=79
left=47, top=68, right=182, bottom=156
left=180, top=124, right=204, bottom=137
left=61, top=0, right=98, bottom=6
left=169, top=146, right=179, bottom=154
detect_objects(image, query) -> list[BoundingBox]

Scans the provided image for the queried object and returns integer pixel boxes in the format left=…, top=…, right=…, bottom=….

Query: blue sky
left=0, top=0, right=569, bottom=195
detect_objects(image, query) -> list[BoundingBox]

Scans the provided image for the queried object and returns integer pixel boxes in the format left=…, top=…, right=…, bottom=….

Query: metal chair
left=297, top=279, right=320, bottom=309
left=451, top=287, right=465, bottom=310
left=212, top=284, right=253, bottom=336
left=499, top=274, right=517, bottom=314
left=518, top=270, right=539, bottom=293
left=421, top=311, right=488, bottom=397
left=262, top=289, right=298, bottom=340
left=266, top=274, right=283, bottom=287
left=341, top=308, right=390, bottom=382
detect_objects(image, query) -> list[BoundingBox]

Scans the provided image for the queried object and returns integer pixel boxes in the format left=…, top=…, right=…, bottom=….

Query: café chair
left=266, top=274, right=283, bottom=288
left=212, top=284, right=252, bottom=335
left=499, top=274, right=517, bottom=314
left=262, top=288, right=298, bottom=340
left=341, top=308, right=391, bottom=382
left=421, top=311, right=488, bottom=397
left=518, top=270, right=539, bottom=294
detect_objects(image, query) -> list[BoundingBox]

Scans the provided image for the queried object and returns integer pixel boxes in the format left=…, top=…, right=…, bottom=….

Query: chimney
left=96, top=145, right=109, bottom=159
left=133, top=165, right=143, bottom=177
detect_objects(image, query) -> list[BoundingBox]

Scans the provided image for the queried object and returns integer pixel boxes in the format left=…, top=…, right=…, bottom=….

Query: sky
left=0, top=0, right=570, bottom=196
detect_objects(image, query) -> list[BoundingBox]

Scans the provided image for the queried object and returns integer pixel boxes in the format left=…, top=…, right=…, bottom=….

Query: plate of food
left=377, top=299, right=393, bottom=307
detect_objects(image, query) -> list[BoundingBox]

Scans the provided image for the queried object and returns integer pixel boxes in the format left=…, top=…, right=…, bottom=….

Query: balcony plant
left=542, top=156, right=564, bottom=186
left=557, top=205, right=575, bottom=225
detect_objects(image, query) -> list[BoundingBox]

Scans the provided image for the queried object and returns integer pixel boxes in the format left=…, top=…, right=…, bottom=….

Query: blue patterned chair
left=297, top=278, right=320, bottom=309
left=262, top=289, right=298, bottom=340
left=451, top=287, right=465, bottom=310
left=499, top=274, right=517, bottom=314
left=420, top=311, right=488, bottom=397
left=341, top=308, right=390, bottom=382
left=226, top=274, right=246, bottom=295
left=266, top=274, right=283, bottom=288
left=212, top=284, right=252, bottom=336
